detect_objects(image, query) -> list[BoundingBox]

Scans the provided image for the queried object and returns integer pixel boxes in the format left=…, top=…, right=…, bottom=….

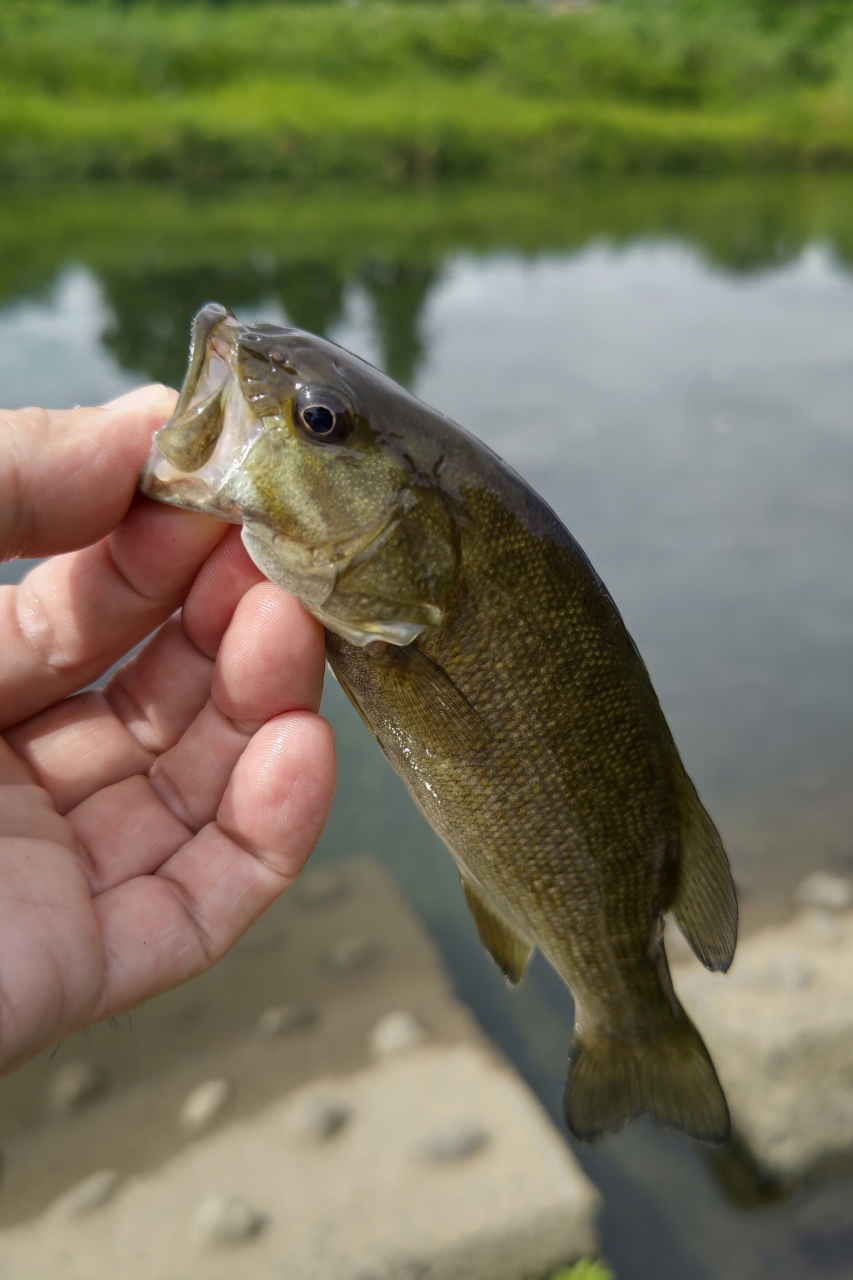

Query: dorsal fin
left=671, top=772, right=738, bottom=973
left=461, top=878, right=534, bottom=985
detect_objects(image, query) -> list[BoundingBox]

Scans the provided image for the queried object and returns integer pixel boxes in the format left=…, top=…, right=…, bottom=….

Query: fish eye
left=293, top=387, right=354, bottom=445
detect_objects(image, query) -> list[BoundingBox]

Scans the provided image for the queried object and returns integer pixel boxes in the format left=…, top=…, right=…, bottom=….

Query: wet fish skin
left=141, top=303, right=738, bottom=1143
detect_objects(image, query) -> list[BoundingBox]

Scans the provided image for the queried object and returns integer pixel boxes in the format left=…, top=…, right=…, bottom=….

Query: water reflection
left=98, top=257, right=436, bottom=391
left=99, top=262, right=348, bottom=389
left=359, top=260, right=437, bottom=387
left=1, top=177, right=853, bottom=1279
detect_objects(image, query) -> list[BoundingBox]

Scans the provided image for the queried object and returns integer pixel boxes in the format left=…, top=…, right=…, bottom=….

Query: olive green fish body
left=141, top=304, right=738, bottom=1143
left=324, top=453, right=733, bottom=1141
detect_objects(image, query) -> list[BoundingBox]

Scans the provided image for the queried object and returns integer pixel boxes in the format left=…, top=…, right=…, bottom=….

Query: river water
left=1, top=178, right=853, bottom=1278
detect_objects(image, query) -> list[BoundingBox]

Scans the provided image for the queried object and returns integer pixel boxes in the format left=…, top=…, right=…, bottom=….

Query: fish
left=140, top=301, right=738, bottom=1143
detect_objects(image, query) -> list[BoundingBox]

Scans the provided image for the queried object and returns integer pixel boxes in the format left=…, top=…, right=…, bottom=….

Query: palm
left=0, top=391, right=335, bottom=1074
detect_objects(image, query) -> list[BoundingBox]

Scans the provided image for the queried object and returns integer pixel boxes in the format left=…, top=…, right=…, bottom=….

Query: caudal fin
left=564, top=1013, right=730, bottom=1144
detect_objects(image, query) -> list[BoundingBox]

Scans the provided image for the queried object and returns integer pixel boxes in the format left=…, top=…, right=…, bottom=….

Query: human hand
left=0, top=387, right=335, bottom=1074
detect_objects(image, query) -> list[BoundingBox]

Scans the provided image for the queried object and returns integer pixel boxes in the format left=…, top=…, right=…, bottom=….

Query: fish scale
left=141, top=301, right=738, bottom=1143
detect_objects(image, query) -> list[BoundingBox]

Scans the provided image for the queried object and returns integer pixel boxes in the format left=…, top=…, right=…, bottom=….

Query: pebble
left=421, top=1123, right=491, bottom=1163
left=369, top=1011, right=427, bottom=1058
left=324, top=936, right=377, bottom=973
left=255, top=1003, right=319, bottom=1039
left=180, top=1079, right=233, bottom=1133
left=796, top=872, right=853, bottom=912
left=194, top=1193, right=266, bottom=1245
left=48, top=1060, right=108, bottom=1114
left=297, top=868, right=348, bottom=909
left=50, top=1169, right=121, bottom=1219
left=285, top=1096, right=352, bottom=1143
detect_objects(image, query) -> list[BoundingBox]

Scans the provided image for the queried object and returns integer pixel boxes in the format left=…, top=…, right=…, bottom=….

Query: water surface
left=2, top=177, right=853, bottom=1279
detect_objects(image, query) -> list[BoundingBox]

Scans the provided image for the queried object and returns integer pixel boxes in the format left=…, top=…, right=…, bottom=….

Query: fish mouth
left=139, top=303, right=257, bottom=521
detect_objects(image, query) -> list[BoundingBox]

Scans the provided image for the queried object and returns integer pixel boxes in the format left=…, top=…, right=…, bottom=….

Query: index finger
left=0, top=384, right=177, bottom=561
left=0, top=497, right=227, bottom=732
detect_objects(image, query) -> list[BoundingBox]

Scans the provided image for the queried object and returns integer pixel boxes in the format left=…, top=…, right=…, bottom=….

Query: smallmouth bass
left=141, top=302, right=738, bottom=1142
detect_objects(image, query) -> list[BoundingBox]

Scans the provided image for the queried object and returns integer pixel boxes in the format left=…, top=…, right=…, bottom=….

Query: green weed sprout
left=550, top=1259, right=615, bottom=1280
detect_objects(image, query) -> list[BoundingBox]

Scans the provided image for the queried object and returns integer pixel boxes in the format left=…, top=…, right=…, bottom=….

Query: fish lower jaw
left=140, top=378, right=264, bottom=519
left=138, top=454, right=242, bottom=522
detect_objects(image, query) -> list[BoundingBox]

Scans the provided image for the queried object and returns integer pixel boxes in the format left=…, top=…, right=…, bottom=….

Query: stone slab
left=674, top=906, right=853, bottom=1180
left=0, top=1043, right=599, bottom=1280
left=0, top=856, right=479, bottom=1224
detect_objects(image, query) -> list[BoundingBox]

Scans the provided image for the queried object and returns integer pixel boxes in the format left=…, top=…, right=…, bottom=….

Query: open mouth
left=153, top=303, right=237, bottom=473
left=138, top=303, right=263, bottom=521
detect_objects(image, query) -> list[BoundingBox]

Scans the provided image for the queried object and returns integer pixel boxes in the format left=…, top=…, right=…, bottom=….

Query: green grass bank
left=6, top=0, right=853, bottom=181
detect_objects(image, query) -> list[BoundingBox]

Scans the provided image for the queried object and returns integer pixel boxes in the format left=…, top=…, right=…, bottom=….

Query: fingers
left=212, top=580, right=326, bottom=727
left=0, top=569, right=335, bottom=1061
left=14, top=576, right=325, bottom=820
left=216, top=711, right=334, bottom=870
left=182, top=526, right=266, bottom=660
left=69, top=775, right=192, bottom=890
left=60, top=582, right=327, bottom=880
left=0, top=385, right=177, bottom=561
left=0, top=496, right=226, bottom=731
left=149, top=585, right=324, bottom=824
left=0, top=836, right=102, bottom=1071
left=147, top=701, right=254, bottom=831
left=88, top=712, right=335, bottom=1022
left=0, top=786, right=76, bottom=849
left=6, top=691, right=155, bottom=816
left=68, top=699, right=330, bottom=898
left=101, top=532, right=266, bottom=757
left=105, top=616, right=215, bottom=755
left=0, top=738, right=35, bottom=786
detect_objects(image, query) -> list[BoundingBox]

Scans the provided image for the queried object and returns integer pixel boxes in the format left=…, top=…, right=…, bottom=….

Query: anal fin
left=461, top=878, right=533, bottom=985
left=672, top=773, right=738, bottom=973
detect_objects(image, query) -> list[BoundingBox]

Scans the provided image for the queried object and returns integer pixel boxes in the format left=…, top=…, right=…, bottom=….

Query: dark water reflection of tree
left=99, top=257, right=437, bottom=390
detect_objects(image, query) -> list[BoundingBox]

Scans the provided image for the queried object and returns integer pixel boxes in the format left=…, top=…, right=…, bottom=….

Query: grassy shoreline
left=5, top=0, right=853, bottom=181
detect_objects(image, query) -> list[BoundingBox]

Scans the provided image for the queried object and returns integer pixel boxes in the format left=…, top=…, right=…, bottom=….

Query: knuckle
left=15, top=576, right=80, bottom=675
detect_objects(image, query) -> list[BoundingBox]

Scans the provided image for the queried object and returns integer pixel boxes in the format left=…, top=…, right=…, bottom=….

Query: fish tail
left=564, top=1010, right=730, bottom=1144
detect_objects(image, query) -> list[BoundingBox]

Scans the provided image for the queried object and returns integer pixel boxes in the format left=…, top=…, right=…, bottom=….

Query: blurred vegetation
left=6, top=0, right=853, bottom=180
left=549, top=1259, right=615, bottom=1280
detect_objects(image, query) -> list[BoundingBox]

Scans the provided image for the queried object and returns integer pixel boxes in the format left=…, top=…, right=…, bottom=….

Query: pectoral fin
left=671, top=773, right=738, bottom=972
left=461, top=877, right=533, bottom=985
left=346, top=639, right=493, bottom=763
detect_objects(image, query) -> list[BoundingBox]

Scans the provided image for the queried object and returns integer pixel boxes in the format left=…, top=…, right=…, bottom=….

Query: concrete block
left=674, top=907, right=853, bottom=1180
left=0, top=1044, right=599, bottom=1280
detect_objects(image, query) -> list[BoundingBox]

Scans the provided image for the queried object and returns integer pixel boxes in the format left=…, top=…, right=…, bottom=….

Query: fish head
left=140, top=302, right=459, bottom=646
